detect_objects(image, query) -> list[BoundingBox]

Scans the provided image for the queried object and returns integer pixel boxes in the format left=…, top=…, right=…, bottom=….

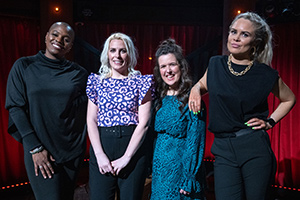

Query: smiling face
left=158, top=53, right=181, bottom=93
left=108, top=39, right=129, bottom=78
left=44, top=23, right=74, bottom=60
left=227, top=18, right=255, bottom=62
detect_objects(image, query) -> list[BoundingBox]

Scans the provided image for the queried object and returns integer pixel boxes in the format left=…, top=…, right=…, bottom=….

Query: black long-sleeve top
left=5, top=51, right=88, bottom=163
left=207, top=55, right=278, bottom=134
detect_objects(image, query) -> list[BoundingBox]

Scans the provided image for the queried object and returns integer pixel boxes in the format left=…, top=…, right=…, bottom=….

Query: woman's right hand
left=188, top=82, right=202, bottom=114
left=32, top=149, right=55, bottom=179
left=96, top=154, right=115, bottom=175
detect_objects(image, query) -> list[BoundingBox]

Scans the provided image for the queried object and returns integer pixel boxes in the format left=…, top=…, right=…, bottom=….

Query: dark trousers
left=89, top=125, right=147, bottom=200
left=211, top=129, right=277, bottom=200
left=24, top=149, right=85, bottom=200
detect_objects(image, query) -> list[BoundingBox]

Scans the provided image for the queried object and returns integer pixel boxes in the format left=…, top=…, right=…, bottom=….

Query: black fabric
left=207, top=55, right=279, bottom=134
left=211, top=130, right=276, bottom=200
left=89, top=125, right=147, bottom=200
left=5, top=51, right=88, bottom=163
left=24, top=148, right=85, bottom=200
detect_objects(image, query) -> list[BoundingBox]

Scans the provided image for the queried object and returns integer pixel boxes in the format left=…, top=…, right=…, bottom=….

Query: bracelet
left=266, top=118, right=276, bottom=127
left=30, top=146, right=44, bottom=154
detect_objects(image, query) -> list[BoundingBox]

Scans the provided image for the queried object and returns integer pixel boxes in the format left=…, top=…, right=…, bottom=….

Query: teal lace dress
left=151, top=96, right=206, bottom=200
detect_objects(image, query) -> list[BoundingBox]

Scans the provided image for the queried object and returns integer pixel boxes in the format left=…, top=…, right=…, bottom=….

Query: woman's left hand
left=111, top=156, right=131, bottom=175
left=180, top=189, right=190, bottom=196
left=245, top=118, right=272, bottom=130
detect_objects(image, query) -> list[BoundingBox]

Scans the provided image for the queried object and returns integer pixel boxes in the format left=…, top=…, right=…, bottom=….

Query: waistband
left=214, top=128, right=259, bottom=138
left=98, top=125, right=136, bottom=138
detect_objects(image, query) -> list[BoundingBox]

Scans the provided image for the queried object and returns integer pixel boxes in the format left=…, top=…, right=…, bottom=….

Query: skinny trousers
left=211, top=129, right=276, bottom=200
left=89, top=125, right=147, bottom=200
left=24, top=148, right=85, bottom=200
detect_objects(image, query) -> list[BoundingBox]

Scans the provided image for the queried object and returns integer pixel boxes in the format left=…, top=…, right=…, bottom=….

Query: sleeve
left=86, top=73, right=98, bottom=105
left=5, top=58, right=41, bottom=150
left=179, top=109, right=206, bottom=193
left=137, top=74, right=154, bottom=105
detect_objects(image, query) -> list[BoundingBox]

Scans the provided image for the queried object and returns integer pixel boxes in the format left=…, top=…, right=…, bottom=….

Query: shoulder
left=209, top=55, right=226, bottom=62
left=253, top=62, right=279, bottom=79
left=11, top=54, right=37, bottom=73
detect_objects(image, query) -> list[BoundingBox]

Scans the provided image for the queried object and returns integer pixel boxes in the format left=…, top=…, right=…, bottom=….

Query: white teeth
left=53, top=44, right=61, bottom=49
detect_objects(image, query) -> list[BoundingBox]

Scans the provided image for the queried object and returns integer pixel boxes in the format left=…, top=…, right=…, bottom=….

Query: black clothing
left=207, top=55, right=278, bottom=134
left=89, top=126, right=147, bottom=200
left=211, top=129, right=276, bottom=200
left=5, top=50, right=88, bottom=163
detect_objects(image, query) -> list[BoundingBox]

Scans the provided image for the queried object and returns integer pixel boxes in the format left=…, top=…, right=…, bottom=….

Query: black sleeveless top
left=207, top=55, right=278, bottom=134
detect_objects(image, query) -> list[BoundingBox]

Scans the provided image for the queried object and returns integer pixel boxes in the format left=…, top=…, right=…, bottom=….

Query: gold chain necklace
left=227, top=54, right=253, bottom=76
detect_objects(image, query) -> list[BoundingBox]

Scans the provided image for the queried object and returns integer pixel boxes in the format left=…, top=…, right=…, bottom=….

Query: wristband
left=266, top=118, right=276, bottom=127
left=30, top=146, right=44, bottom=154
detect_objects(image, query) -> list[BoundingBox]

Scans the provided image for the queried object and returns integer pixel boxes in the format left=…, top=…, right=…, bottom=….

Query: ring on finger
left=39, top=165, right=43, bottom=169
left=47, top=162, right=51, bottom=166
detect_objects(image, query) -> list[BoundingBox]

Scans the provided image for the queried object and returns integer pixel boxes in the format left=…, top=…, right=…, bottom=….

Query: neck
left=230, top=54, right=251, bottom=65
left=111, top=70, right=129, bottom=79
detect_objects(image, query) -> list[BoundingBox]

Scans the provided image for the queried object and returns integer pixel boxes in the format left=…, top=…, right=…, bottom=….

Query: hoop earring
left=252, top=46, right=256, bottom=56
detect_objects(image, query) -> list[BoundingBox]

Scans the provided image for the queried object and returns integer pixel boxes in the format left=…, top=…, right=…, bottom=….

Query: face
left=44, top=24, right=73, bottom=60
left=158, top=53, right=181, bottom=91
left=227, top=18, right=255, bottom=60
left=108, top=39, right=129, bottom=77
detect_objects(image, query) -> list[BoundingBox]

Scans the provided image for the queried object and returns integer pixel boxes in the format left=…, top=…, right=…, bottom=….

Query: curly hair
left=229, top=12, right=273, bottom=65
left=153, top=38, right=192, bottom=112
left=98, top=32, right=141, bottom=79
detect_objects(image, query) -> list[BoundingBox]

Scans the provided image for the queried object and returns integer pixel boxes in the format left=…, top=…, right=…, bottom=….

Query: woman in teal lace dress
left=151, top=39, right=206, bottom=200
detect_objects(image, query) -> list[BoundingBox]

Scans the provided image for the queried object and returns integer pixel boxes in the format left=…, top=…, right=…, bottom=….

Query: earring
left=252, top=46, right=256, bottom=56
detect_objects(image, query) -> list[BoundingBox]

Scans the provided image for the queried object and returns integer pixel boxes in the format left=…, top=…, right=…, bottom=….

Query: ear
left=45, top=32, right=49, bottom=43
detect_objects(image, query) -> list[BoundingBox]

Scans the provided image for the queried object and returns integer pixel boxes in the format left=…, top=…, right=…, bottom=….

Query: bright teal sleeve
left=179, top=109, right=206, bottom=193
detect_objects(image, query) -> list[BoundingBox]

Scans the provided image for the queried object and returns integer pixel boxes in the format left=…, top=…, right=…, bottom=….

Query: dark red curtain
left=268, top=22, right=300, bottom=188
left=1, top=16, right=300, bottom=191
left=0, top=15, right=40, bottom=186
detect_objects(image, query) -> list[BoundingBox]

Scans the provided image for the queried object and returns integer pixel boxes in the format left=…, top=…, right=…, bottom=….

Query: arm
left=246, top=77, right=296, bottom=130
left=111, top=90, right=152, bottom=175
left=6, top=60, right=54, bottom=178
left=188, top=69, right=208, bottom=113
left=180, top=111, right=206, bottom=194
left=87, top=99, right=114, bottom=175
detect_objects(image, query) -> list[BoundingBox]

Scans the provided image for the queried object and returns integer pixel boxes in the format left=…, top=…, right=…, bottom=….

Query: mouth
left=113, top=60, right=124, bottom=65
left=231, top=43, right=240, bottom=48
left=52, top=43, right=63, bottom=50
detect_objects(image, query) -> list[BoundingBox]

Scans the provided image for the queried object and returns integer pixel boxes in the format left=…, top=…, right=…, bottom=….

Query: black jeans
left=89, top=125, right=147, bottom=200
left=211, top=129, right=277, bottom=200
left=24, top=148, right=85, bottom=200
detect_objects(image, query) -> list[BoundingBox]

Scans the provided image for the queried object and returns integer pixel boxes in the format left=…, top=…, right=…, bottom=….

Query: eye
left=229, top=29, right=236, bottom=35
left=170, top=62, right=178, bottom=67
left=121, top=49, right=127, bottom=53
left=109, top=49, right=116, bottom=53
left=242, top=32, right=250, bottom=37
left=51, top=33, right=58, bottom=37
left=64, top=38, right=71, bottom=43
left=159, top=65, right=166, bottom=69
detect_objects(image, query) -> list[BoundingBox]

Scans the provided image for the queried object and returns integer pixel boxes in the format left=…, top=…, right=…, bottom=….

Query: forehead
left=158, top=53, right=177, bottom=63
left=49, top=24, right=73, bottom=38
left=232, top=18, right=254, bottom=32
left=109, top=39, right=125, bottom=47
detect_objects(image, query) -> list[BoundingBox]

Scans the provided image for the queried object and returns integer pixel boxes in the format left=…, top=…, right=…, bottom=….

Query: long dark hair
left=153, top=39, right=192, bottom=112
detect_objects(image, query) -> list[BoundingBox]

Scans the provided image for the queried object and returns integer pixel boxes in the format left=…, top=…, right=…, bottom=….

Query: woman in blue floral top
left=151, top=39, right=206, bottom=200
left=86, top=32, right=153, bottom=200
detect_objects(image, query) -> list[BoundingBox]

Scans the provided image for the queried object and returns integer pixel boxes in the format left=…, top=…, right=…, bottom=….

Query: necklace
left=227, top=54, right=253, bottom=76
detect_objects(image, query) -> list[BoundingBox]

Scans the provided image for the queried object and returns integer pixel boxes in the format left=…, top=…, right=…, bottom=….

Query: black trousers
left=89, top=125, right=147, bottom=200
left=211, top=129, right=277, bottom=200
left=24, top=148, right=85, bottom=200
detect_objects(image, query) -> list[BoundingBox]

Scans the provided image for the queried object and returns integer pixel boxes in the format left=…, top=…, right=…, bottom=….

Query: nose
left=233, top=34, right=240, bottom=41
left=56, top=36, right=63, bottom=43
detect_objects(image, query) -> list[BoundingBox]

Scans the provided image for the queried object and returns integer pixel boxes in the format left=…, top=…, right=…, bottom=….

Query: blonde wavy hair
left=230, top=12, right=273, bottom=65
left=98, top=32, right=141, bottom=79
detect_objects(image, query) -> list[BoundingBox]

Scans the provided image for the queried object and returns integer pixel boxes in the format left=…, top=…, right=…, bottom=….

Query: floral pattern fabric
left=86, top=73, right=153, bottom=127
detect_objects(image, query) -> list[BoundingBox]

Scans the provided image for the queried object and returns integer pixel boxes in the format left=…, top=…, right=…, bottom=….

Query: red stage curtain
left=268, top=22, right=300, bottom=188
left=0, top=16, right=300, bottom=191
left=0, top=15, right=40, bottom=186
